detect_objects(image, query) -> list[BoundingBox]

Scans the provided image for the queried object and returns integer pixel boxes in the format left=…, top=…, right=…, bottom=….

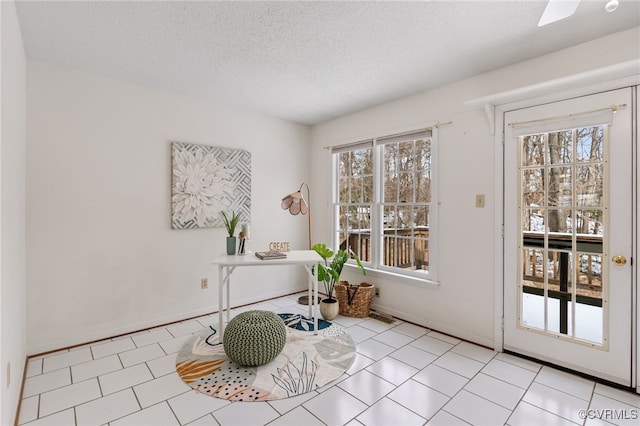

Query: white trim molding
left=466, top=60, right=640, bottom=135
left=472, top=60, right=640, bottom=365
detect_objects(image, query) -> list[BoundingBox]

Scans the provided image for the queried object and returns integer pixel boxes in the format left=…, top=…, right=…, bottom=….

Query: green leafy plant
left=220, top=211, right=241, bottom=237
left=312, top=243, right=366, bottom=301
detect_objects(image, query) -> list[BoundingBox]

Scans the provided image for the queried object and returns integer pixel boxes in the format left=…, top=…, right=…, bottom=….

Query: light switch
left=476, top=194, right=485, bottom=208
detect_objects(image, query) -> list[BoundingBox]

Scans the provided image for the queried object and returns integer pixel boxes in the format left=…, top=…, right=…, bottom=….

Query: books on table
left=255, top=251, right=287, bottom=260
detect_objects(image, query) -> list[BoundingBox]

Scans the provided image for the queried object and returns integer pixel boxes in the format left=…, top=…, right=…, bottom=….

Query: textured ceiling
left=14, top=1, right=640, bottom=125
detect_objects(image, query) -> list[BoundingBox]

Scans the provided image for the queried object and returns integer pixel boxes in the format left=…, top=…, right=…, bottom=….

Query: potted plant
left=221, top=211, right=241, bottom=255
left=312, top=243, right=366, bottom=320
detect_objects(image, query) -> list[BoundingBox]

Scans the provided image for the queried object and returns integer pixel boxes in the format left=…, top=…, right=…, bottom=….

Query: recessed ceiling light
left=605, top=0, right=619, bottom=13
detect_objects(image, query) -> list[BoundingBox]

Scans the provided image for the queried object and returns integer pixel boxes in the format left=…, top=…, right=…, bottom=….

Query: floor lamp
left=281, top=182, right=317, bottom=305
left=280, top=182, right=312, bottom=249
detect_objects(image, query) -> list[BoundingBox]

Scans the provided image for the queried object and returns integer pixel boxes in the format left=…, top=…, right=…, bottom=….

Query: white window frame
left=331, top=126, right=439, bottom=283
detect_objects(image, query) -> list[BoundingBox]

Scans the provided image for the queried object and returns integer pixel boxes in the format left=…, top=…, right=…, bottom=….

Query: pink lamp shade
left=281, top=190, right=309, bottom=215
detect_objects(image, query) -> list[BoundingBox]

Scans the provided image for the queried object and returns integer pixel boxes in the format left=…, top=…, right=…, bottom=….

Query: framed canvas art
left=171, top=141, right=251, bottom=229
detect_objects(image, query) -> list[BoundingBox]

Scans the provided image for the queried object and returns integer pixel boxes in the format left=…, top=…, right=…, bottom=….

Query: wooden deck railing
left=340, top=227, right=429, bottom=270
left=521, top=232, right=603, bottom=309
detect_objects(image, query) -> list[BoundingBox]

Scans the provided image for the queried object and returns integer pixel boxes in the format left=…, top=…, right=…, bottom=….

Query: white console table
left=212, top=250, right=322, bottom=340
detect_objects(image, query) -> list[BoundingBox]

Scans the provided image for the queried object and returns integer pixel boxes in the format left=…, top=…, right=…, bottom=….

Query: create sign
left=269, top=242, right=290, bottom=252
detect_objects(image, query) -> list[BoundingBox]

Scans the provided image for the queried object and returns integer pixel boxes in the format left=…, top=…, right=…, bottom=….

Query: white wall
left=21, top=17, right=640, bottom=373
left=26, top=61, right=311, bottom=353
left=0, top=1, right=27, bottom=424
left=310, top=27, right=640, bottom=347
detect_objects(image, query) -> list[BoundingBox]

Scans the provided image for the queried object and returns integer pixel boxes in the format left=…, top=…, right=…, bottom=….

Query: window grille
left=332, top=127, right=437, bottom=280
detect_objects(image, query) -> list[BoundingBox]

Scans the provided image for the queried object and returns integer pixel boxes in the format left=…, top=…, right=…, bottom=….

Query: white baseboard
left=370, top=302, right=495, bottom=349
left=29, top=289, right=494, bottom=355
left=28, top=287, right=306, bottom=356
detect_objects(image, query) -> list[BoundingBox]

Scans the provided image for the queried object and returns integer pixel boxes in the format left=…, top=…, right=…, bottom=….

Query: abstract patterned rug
left=175, top=314, right=356, bottom=401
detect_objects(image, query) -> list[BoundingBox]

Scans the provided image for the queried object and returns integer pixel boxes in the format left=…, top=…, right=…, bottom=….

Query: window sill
left=343, top=263, right=440, bottom=289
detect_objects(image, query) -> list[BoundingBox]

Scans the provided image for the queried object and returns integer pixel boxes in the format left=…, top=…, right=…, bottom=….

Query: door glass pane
left=522, top=208, right=545, bottom=235
left=548, top=208, right=572, bottom=236
left=547, top=250, right=573, bottom=291
left=522, top=169, right=544, bottom=207
left=547, top=130, right=573, bottom=164
left=522, top=293, right=545, bottom=330
left=519, top=127, right=607, bottom=346
left=522, top=134, right=545, bottom=166
left=546, top=250, right=573, bottom=336
left=522, top=248, right=543, bottom=281
left=576, top=126, right=604, bottom=162
left=576, top=254, right=602, bottom=292
left=575, top=303, right=603, bottom=343
left=548, top=167, right=572, bottom=207
left=576, top=209, right=604, bottom=239
left=576, top=164, right=603, bottom=207
left=548, top=299, right=574, bottom=336
left=575, top=253, right=603, bottom=342
left=521, top=247, right=545, bottom=329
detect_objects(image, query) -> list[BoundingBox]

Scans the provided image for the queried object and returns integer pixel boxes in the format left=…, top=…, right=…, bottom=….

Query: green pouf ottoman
left=223, top=310, right=287, bottom=366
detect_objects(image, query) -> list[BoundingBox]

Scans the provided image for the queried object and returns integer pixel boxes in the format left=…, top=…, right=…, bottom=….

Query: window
left=332, top=128, right=437, bottom=280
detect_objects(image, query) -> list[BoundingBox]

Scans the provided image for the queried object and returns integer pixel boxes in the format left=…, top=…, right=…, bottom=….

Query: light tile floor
left=18, top=293, right=640, bottom=425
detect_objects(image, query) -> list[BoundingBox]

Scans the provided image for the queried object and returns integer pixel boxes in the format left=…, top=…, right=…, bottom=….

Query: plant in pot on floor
left=221, top=211, right=241, bottom=255
left=312, top=243, right=366, bottom=321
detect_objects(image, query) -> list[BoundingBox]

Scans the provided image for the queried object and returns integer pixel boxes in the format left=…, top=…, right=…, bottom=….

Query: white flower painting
left=171, top=142, right=251, bottom=229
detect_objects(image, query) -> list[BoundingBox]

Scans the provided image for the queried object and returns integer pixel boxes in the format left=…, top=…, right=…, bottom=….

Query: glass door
left=503, top=88, right=633, bottom=385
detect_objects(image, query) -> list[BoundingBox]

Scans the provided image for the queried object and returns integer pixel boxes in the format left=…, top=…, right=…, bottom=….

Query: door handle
left=612, top=255, right=627, bottom=266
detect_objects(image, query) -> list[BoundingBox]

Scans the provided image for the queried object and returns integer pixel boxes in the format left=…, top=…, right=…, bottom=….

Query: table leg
left=313, top=272, right=318, bottom=335
left=226, top=270, right=231, bottom=324
left=217, top=266, right=237, bottom=342
left=304, top=265, right=319, bottom=335
left=218, top=266, right=224, bottom=340
left=307, top=271, right=313, bottom=319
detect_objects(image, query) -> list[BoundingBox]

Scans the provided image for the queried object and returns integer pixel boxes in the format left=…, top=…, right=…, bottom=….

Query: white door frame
left=486, top=72, right=639, bottom=392
left=634, top=85, right=639, bottom=392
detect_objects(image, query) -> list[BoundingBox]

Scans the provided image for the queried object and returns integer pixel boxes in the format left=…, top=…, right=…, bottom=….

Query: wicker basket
left=336, top=281, right=375, bottom=318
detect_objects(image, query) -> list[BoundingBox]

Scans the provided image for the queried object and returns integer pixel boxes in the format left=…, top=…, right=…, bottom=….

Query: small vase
left=226, top=236, right=237, bottom=255
left=319, top=298, right=339, bottom=321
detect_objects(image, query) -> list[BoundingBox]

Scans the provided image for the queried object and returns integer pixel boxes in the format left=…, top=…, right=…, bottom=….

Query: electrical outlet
left=475, top=194, right=485, bottom=208
left=375, top=288, right=380, bottom=297
left=6, top=362, right=10, bottom=388
left=201, top=278, right=208, bottom=289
